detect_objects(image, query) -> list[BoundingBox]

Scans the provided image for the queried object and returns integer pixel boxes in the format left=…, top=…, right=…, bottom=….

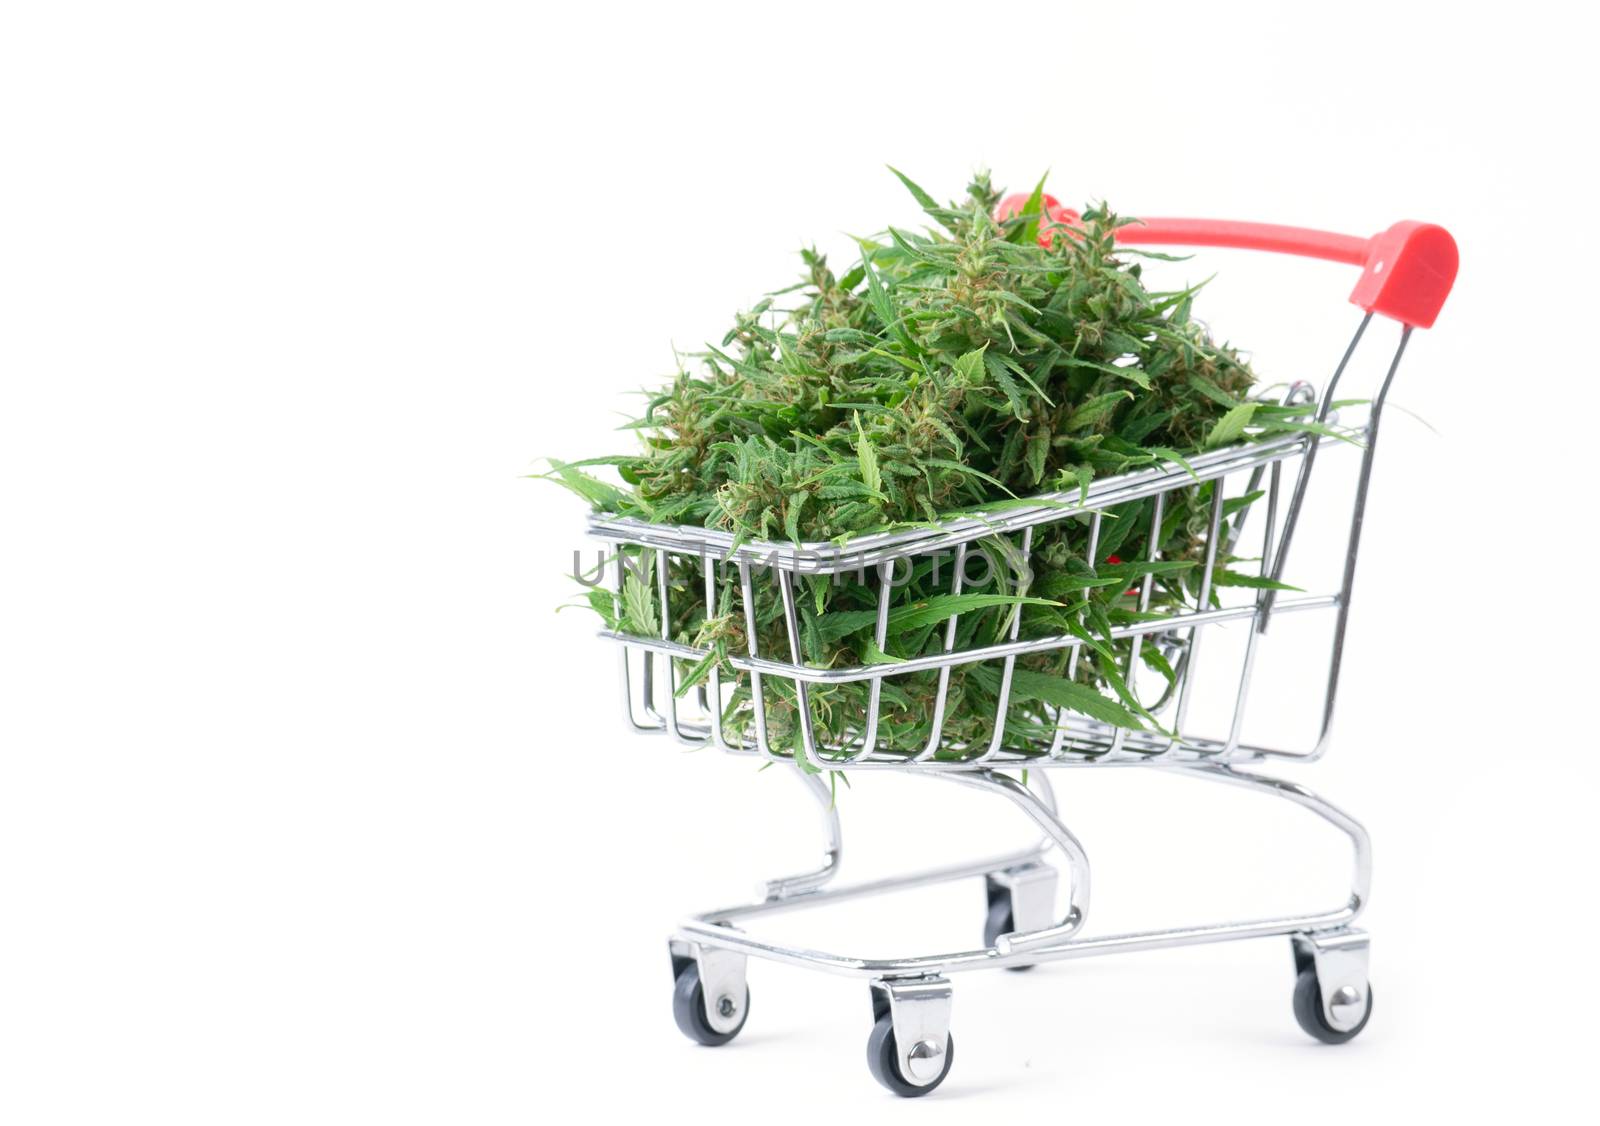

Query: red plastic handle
left=995, top=194, right=1458, bottom=329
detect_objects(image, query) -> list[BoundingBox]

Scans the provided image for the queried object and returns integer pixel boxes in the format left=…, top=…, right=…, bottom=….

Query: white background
left=3, top=2, right=1596, bottom=1121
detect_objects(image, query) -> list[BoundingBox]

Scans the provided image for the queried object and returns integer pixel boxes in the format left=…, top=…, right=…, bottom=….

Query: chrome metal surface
left=874, top=977, right=953, bottom=1087
left=686, top=942, right=748, bottom=1035
left=1293, top=928, right=1372, bottom=1032
left=590, top=434, right=1316, bottom=576
left=987, top=862, right=1059, bottom=938
left=671, top=764, right=1368, bottom=980
left=1258, top=312, right=1372, bottom=630
left=757, top=770, right=843, bottom=901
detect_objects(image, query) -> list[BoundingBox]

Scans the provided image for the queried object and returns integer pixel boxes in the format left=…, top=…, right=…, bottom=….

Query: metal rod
left=616, top=549, right=663, bottom=733
left=847, top=562, right=895, bottom=763
left=1168, top=482, right=1227, bottom=745
left=1306, top=325, right=1413, bottom=760
left=740, top=561, right=783, bottom=763
left=1050, top=512, right=1101, bottom=759
left=758, top=769, right=844, bottom=900
left=591, top=434, right=1311, bottom=576
left=656, top=547, right=693, bottom=744
left=777, top=570, right=823, bottom=770
left=977, top=528, right=1034, bottom=763
left=1226, top=460, right=1281, bottom=752
left=1259, top=312, right=1372, bottom=628
left=599, top=593, right=1339, bottom=686
left=704, top=555, right=733, bottom=751
left=675, top=762, right=1368, bottom=978
left=913, top=543, right=967, bottom=762
left=1110, top=494, right=1165, bottom=756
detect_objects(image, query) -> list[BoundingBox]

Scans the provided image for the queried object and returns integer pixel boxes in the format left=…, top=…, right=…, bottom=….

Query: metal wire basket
left=583, top=210, right=1457, bottom=1095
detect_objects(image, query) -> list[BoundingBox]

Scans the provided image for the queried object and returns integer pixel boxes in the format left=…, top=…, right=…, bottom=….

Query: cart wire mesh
left=589, top=313, right=1413, bottom=772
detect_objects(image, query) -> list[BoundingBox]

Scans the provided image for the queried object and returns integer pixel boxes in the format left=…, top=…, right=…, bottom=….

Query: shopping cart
left=584, top=208, right=1457, bottom=1095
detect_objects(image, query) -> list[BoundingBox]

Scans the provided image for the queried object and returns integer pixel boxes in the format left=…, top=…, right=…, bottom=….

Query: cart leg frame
left=667, top=762, right=1374, bottom=1085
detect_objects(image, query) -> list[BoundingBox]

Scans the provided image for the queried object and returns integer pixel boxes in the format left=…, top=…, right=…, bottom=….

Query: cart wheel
left=672, top=963, right=749, bottom=1047
left=983, top=890, right=1036, bottom=973
left=1292, top=966, right=1372, bottom=1044
left=866, top=1012, right=954, bottom=1097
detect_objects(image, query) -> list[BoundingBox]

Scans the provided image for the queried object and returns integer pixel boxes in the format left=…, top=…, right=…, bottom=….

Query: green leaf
left=1146, top=446, right=1198, bottom=479
left=887, top=166, right=941, bottom=216
left=565, top=587, right=618, bottom=630
left=1222, top=489, right=1264, bottom=517
left=854, top=243, right=905, bottom=351
left=993, top=349, right=1054, bottom=405
left=888, top=594, right=1059, bottom=633
left=1213, top=570, right=1301, bottom=591
left=539, top=459, right=626, bottom=510
left=1007, top=172, right=1048, bottom=246
left=621, top=570, right=657, bottom=637
left=1067, top=390, right=1132, bottom=430
left=982, top=350, right=1030, bottom=420
left=1025, top=430, right=1049, bottom=485
left=952, top=345, right=988, bottom=387
left=1254, top=416, right=1365, bottom=445
left=854, top=414, right=882, bottom=498
left=1004, top=667, right=1147, bottom=732
left=1095, top=559, right=1198, bottom=582
left=1061, top=463, right=1093, bottom=502
left=1205, top=402, right=1259, bottom=449
left=921, top=459, right=1017, bottom=496
left=1118, top=409, right=1171, bottom=444
left=812, top=609, right=880, bottom=643
left=862, top=639, right=903, bottom=665
left=1187, top=373, right=1242, bottom=407
left=674, top=649, right=720, bottom=697
left=1058, top=354, right=1152, bottom=388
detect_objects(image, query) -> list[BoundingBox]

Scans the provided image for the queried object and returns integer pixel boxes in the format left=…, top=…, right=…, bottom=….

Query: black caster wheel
left=1292, top=967, right=1372, bottom=1044
left=866, top=1013, right=954, bottom=1097
left=984, top=887, right=1036, bottom=973
left=672, top=963, right=749, bottom=1047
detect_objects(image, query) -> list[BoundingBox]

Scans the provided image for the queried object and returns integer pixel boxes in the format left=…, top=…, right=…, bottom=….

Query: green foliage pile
left=547, top=172, right=1334, bottom=763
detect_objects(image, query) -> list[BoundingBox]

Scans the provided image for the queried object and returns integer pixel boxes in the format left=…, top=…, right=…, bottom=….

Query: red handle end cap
left=1348, top=221, right=1458, bottom=329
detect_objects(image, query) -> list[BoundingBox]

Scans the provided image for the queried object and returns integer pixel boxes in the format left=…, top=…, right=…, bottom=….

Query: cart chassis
left=584, top=203, right=1459, bottom=1091
left=668, top=764, right=1371, bottom=1088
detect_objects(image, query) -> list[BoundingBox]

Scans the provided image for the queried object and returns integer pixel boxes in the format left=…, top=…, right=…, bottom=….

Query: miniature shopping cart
left=585, top=211, right=1457, bottom=1095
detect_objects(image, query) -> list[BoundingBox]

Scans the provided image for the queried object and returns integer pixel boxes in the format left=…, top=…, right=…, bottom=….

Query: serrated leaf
left=887, top=166, right=942, bottom=217
left=1205, top=402, right=1259, bottom=449
left=673, top=649, right=720, bottom=697
left=854, top=414, right=882, bottom=498
left=1004, top=667, right=1147, bottom=732
left=1059, top=354, right=1151, bottom=389
left=622, top=571, right=657, bottom=637
left=1006, top=172, right=1048, bottom=246
left=540, top=459, right=626, bottom=510
left=1222, top=489, right=1264, bottom=517
left=1025, top=431, right=1049, bottom=485
left=862, top=639, right=903, bottom=665
left=1213, top=570, right=1301, bottom=591
left=784, top=491, right=810, bottom=543
left=952, top=345, right=987, bottom=387
left=983, top=349, right=1030, bottom=420
left=888, top=594, right=1059, bottom=633
left=812, top=609, right=880, bottom=643
left=1147, top=446, right=1199, bottom=480
left=1067, top=390, right=1132, bottom=430
left=1187, top=372, right=1241, bottom=407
